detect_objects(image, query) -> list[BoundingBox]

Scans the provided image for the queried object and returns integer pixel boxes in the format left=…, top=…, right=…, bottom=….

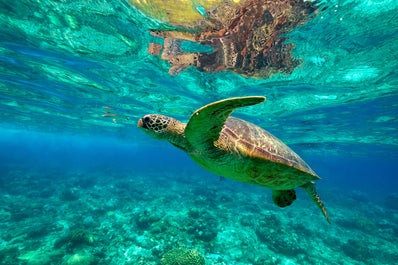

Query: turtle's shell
left=224, top=117, right=315, bottom=174
left=190, top=116, right=319, bottom=190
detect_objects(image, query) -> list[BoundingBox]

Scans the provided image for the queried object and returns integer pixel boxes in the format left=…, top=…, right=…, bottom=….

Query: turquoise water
left=1, top=0, right=398, bottom=264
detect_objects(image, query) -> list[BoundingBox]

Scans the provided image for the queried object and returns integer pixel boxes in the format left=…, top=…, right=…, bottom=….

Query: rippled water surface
left=1, top=0, right=397, bottom=147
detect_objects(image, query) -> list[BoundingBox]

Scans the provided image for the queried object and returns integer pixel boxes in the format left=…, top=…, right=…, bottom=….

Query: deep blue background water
left=2, top=127, right=397, bottom=198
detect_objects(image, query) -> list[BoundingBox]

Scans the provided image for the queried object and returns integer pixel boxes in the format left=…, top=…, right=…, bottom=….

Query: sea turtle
left=137, top=96, right=330, bottom=223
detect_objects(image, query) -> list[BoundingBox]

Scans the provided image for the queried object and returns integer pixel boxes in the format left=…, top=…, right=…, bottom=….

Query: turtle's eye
left=139, top=115, right=152, bottom=129
left=143, top=116, right=151, bottom=123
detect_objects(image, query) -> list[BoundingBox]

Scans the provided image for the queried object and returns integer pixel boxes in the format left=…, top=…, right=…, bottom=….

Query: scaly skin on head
left=137, top=114, right=192, bottom=151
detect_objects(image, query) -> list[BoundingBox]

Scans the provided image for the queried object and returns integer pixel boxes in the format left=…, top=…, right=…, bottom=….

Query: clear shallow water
left=1, top=0, right=397, bottom=146
left=1, top=0, right=398, bottom=265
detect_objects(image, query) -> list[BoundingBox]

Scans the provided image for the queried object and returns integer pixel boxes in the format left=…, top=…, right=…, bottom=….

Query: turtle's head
left=138, top=114, right=188, bottom=149
left=138, top=114, right=172, bottom=138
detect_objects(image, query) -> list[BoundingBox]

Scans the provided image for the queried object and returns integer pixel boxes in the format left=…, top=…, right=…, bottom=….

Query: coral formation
left=161, top=247, right=205, bottom=265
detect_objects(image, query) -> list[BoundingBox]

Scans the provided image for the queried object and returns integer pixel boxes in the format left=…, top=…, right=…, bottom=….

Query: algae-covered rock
left=64, top=252, right=95, bottom=265
left=18, top=249, right=63, bottom=265
left=18, top=250, right=52, bottom=265
left=161, top=247, right=205, bottom=265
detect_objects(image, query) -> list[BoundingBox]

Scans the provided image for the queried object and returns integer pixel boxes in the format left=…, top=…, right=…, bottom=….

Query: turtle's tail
left=302, top=182, right=331, bottom=224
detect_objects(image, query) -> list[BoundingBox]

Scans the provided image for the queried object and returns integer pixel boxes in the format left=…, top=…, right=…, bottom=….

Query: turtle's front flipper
left=272, top=189, right=297, bottom=207
left=302, top=182, right=331, bottom=224
left=185, top=96, right=266, bottom=151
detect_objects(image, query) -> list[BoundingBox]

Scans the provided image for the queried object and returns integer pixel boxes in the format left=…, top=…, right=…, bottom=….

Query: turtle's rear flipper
left=302, top=182, right=331, bottom=224
left=272, top=189, right=296, bottom=207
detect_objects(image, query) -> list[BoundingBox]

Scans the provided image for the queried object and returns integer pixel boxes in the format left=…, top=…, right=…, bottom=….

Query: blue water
left=1, top=0, right=398, bottom=264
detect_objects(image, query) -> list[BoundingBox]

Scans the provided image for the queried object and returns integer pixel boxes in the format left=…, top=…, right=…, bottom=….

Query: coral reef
left=161, top=247, right=205, bottom=265
left=2, top=167, right=398, bottom=265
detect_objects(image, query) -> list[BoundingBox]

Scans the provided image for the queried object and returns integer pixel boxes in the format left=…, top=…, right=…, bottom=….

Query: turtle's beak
left=137, top=118, right=143, bottom=128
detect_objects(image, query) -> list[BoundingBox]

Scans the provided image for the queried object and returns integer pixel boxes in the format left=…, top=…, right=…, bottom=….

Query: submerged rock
left=64, top=252, right=95, bottom=265
left=60, top=188, right=80, bottom=201
left=18, top=249, right=63, bottom=265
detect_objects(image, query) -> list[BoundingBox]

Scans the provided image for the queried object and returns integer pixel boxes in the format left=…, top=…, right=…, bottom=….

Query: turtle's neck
left=166, top=119, right=193, bottom=152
